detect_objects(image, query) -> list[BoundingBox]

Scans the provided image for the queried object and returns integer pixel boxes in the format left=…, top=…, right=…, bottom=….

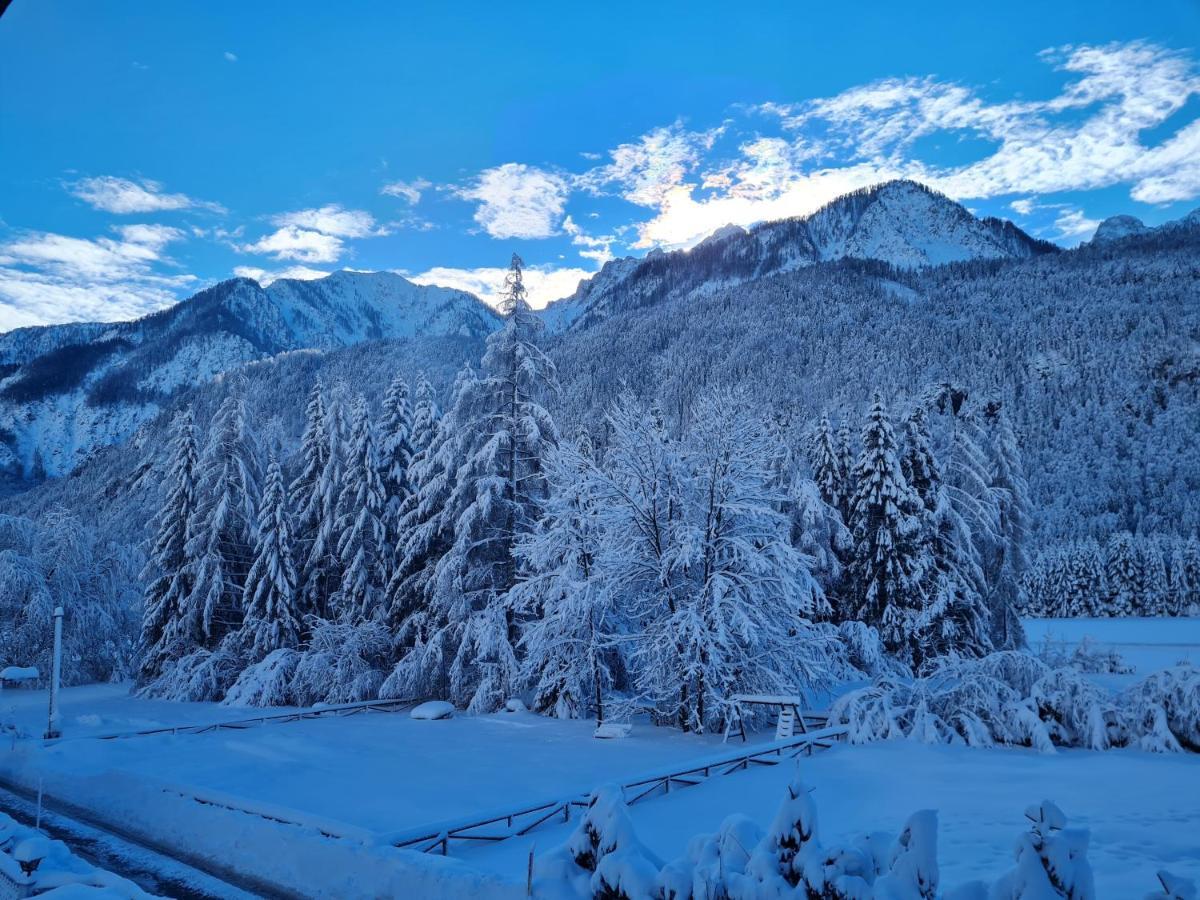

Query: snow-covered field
left=475, top=742, right=1200, bottom=897
left=2, top=619, right=1196, bottom=898
left=1023, top=616, right=1200, bottom=678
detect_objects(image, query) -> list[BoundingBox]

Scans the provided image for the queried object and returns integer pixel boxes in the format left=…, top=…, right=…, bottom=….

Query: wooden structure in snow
left=0, top=667, right=39, bottom=690
left=722, top=694, right=829, bottom=743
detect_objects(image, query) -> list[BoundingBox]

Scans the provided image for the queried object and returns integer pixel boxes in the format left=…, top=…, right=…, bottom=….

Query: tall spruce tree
left=1105, top=531, right=1143, bottom=616
left=848, top=396, right=926, bottom=660
left=295, top=394, right=345, bottom=625
left=335, top=396, right=387, bottom=622
left=138, top=408, right=200, bottom=684
left=982, top=402, right=1032, bottom=648
left=377, top=374, right=415, bottom=573
left=810, top=415, right=846, bottom=514
left=241, top=455, right=301, bottom=656
left=183, top=391, right=260, bottom=646
left=427, top=255, right=560, bottom=711
left=389, top=258, right=560, bottom=711
left=902, top=408, right=993, bottom=664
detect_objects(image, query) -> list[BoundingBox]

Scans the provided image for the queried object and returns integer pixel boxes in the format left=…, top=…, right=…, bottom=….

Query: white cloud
left=455, top=163, right=569, bottom=239
left=580, top=122, right=721, bottom=207
left=233, top=265, right=330, bottom=286
left=381, top=178, right=432, bottom=205
left=271, top=204, right=386, bottom=238
left=239, top=205, right=387, bottom=264
left=1052, top=207, right=1101, bottom=243
left=0, top=226, right=194, bottom=328
left=224, top=51, right=238, bottom=63
left=1009, top=198, right=1037, bottom=216
left=555, top=40, right=1200, bottom=252
left=68, top=176, right=225, bottom=215
left=241, top=226, right=345, bottom=264
left=410, top=264, right=592, bottom=310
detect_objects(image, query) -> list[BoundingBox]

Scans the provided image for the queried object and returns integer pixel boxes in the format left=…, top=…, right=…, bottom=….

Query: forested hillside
left=1, top=195, right=1197, bottom=693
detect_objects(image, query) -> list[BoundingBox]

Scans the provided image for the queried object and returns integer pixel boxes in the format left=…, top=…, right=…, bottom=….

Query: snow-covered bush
left=223, top=647, right=301, bottom=707
left=1120, top=665, right=1200, bottom=753
left=990, top=801, right=1095, bottom=899
left=531, top=769, right=1174, bottom=899
left=1034, top=636, right=1132, bottom=675
left=290, top=620, right=391, bottom=706
left=534, top=784, right=662, bottom=900
left=830, top=652, right=1198, bottom=753
left=141, top=644, right=243, bottom=702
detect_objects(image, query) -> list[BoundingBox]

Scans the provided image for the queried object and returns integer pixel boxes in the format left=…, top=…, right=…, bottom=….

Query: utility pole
left=44, top=607, right=63, bottom=740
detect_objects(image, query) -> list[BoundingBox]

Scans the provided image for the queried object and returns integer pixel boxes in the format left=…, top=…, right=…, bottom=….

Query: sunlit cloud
left=68, top=175, right=225, bottom=215
left=240, top=205, right=388, bottom=264
left=455, top=163, right=570, bottom=239
left=409, top=263, right=592, bottom=310
left=233, top=264, right=330, bottom=286
left=0, top=225, right=195, bottom=328
left=381, top=178, right=432, bottom=205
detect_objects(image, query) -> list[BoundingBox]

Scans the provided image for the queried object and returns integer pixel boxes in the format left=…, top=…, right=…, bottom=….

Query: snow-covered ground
left=471, top=741, right=1200, bottom=897
left=1023, top=616, right=1199, bottom=679
left=3, top=622, right=1197, bottom=898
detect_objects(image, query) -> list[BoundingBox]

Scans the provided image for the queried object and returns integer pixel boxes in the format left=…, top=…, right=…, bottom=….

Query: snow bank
left=411, top=700, right=456, bottom=720
left=0, top=810, right=152, bottom=898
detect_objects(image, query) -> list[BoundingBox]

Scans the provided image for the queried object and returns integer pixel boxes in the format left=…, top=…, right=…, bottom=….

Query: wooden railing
left=43, top=697, right=423, bottom=744
left=386, top=724, right=848, bottom=855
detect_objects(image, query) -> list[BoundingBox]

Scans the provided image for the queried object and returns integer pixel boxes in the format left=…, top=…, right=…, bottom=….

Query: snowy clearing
left=1023, top=616, right=1200, bottom=681
left=2, top=681, right=1198, bottom=897
left=474, top=741, right=1200, bottom=898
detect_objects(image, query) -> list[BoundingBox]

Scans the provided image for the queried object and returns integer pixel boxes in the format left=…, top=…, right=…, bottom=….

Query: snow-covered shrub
left=1119, top=665, right=1200, bottom=753
left=535, top=773, right=1164, bottom=900
left=534, top=784, right=661, bottom=900
left=678, top=814, right=764, bottom=898
left=990, top=801, right=1095, bottom=899
left=222, top=648, right=301, bottom=707
left=1034, top=636, right=1132, bottom=675
left=141, top=644, right=243, bottom=701
left=290, top=620, right=391, bottom=706
left=831, top=652, right=1197, bottom=753
left=874, top=810, right=938, bottom=899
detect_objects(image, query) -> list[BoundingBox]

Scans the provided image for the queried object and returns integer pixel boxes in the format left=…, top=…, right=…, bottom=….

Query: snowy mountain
left=1089, top=206, right=1200, bottom=245
left=0, top=270, right=499, bottom=477
left=542, top=180, right=1057, bottom=328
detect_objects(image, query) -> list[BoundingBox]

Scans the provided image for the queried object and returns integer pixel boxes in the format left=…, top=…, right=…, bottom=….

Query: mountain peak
left=544, top=178, right=1056, bottom=329
left=1090, top=214, right=1149, bottom=245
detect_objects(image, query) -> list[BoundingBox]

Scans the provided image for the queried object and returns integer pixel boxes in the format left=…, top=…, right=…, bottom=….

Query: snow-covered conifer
left=848, top=395, right=926, bottom=660
left=982, top=402, right=1032, bottom=649
left=291, top=384, right=342, bottom=627
left=811, top=415, right=848, bottom=515
left=138, top=408, right=200, bottom=684
left=240, top=455, right=300, bottom=656
left=334, top=396, right=387, bottom=622
left=182, top=390, right=260, bottom=646
left=1105, top=532, right=1144, bottom=616
left=402, top=256, right=559, bottom=711
left=377, top=373, right=415, bottom=573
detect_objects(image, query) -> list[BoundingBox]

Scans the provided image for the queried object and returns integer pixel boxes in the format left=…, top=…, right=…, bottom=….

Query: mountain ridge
left=0, top=270, right=499, bottom=478
left=541, top=179, right=1059, bottom=329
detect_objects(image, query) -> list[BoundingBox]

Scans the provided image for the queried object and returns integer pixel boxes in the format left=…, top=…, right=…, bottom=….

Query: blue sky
left=1, top=1, right=1198, bottom=328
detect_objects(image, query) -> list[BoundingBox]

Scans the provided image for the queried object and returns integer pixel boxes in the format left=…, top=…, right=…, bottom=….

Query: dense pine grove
left=112, top=256, right=1047, bottom=728
left=2, top=221, right=1197, bottom=696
